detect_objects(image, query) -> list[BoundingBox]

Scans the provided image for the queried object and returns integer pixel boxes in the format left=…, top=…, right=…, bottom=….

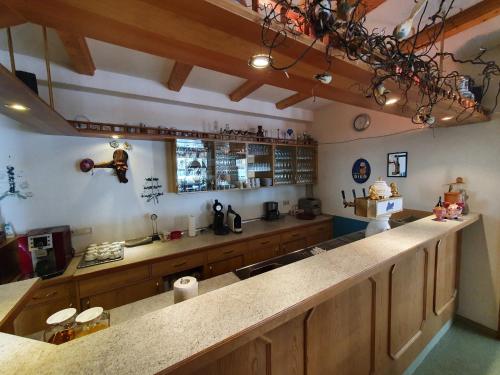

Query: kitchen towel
left=173, top=276, right=198, bottom=304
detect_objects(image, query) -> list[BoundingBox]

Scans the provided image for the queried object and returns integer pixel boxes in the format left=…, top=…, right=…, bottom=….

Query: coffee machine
left=263, top=201, right=280, bottom=221
left=18, top=226, right=74, bottom=279
left=227, top=205, right=242, bottom=233
left=212, top=200, right=229, bottom=235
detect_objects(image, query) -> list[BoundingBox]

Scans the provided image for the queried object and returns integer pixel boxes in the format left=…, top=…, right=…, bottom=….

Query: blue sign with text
left=352, top=158, right=371, bottom=184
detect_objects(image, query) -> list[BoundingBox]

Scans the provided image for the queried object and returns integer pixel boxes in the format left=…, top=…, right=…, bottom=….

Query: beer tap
left=341, top=190, right=356, bottom=208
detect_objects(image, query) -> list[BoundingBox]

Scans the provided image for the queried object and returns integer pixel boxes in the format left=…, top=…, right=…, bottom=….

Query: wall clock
left=353, top=114, right=371, bottom=131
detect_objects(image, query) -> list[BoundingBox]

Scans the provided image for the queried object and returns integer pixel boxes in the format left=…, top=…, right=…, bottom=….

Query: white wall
left=0, top=53, right=310, bottom=253
left=311, top=101, right=500, bottom=330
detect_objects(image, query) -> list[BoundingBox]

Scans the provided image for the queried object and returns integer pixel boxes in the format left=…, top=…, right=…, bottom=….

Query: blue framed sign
left=352, top=158, right=371, bottom=184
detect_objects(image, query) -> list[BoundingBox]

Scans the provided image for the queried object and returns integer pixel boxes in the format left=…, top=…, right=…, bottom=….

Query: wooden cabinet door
left=14, top=281, right=76, bottom=336
left=306, top=222, right=333, bottom=246
left=281, top=238, right=307, bottom=255
left=245, top=235, right=280, bottom=265
left=81, top=279, right=160, bottom=311
left=207, top=255, right=244, bottom=278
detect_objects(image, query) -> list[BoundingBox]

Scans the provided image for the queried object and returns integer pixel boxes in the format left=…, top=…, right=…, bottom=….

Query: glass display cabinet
left=168, top=139, right=317, bottom=193
left=173, top=139, right=214, bottom=193
left=247, top=144, right=273, bottom=187
left=215, top=142, right=247, bottom=190
left=296, top=146, right=317, bottom=184
left=274, top=145, right=296, bottom=185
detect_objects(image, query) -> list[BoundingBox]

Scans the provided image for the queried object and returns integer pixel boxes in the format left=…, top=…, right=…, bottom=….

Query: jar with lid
left=43, top=308, right=77, bottom=345
left=75, top=307, right=110, bottom=338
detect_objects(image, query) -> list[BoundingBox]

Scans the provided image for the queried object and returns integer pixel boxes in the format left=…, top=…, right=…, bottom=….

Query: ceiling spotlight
left=441, top=116, right=453, bottom=121
left=314, top=72, right=333, bottom=84
left=385, top=98, right=399, bottom=106
left=249, top=54, right=271, bottom=69
left=4, top=103, right=30, bottom=111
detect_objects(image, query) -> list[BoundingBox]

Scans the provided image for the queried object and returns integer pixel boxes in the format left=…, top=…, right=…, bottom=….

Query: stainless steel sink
left=234, top=248, right=314, bottom=280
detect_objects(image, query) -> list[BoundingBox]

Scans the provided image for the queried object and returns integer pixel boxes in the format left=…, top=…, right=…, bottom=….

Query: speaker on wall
left=15, top=70, right=38, bottom=95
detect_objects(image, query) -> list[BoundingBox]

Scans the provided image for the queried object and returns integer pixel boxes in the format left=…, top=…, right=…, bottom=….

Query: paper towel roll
left=173, top=276, right=198, bottom=304
left=188, top=215, right=196, bottom=237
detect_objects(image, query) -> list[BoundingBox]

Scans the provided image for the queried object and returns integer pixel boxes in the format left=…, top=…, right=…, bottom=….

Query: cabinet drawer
left=206, top=242, right=247, bottom=264
left=281, top=229, right=306, bottom=243
left=79, top=265, right=150, bottom=297
left=253, top=234, right=281, bottom=248
left=309, top=222, right=332, bottom=235
left=28, top=282, right=72, bottom=306
left=81, top=279, right=160, bottom=311
left=151, top=252, right=205, bottom=277
left=246, top=234, right=281, bottom=265
left=281, top=238, right=307, bottom=254
left=207, top=255, right=244, bottom=278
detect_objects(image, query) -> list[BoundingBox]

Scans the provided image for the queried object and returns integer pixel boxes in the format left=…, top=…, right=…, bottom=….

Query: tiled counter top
left=0, top=214, right=480, bottom=374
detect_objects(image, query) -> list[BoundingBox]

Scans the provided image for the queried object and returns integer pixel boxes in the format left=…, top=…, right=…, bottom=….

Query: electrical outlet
left=282, top=200, right=290, bottom=207
left=71, top=227, right=93, bottom=236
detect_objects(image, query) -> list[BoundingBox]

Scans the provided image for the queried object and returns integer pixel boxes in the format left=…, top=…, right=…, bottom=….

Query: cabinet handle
left=209, top=265, right=213, bottom=271
left=156, top=281, right=160, bottom=292
left=260, top=240, right=271, bottom=245
left=33, top=291, right=58, bottom=300
left=174, top=261, right=187, bottom=268
left=86, top=299, right=90, bottom=307
left=223, top=250, right=234, bottom=255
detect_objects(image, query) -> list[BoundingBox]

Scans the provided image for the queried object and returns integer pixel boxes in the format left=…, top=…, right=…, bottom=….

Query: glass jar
left=74, top=307, right=110, bottom=338
left=43, top=308, right=77, bottom=345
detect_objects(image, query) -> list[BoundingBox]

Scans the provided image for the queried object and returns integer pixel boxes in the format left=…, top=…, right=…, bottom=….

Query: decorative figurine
left=80, top=149, right=129, bottom=183
left=393, top=0, right=428, bottom=41
left=368, top=185, right=379, bottom=200
left=390, top=182, right=401, bottom=197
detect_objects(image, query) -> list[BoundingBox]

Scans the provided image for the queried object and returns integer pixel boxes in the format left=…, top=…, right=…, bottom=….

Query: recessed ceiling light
left=249, top=54, right=271, bottom=69
left=111, top=135, right=120, bottom=139
left=385, top=98, right=399, bottom=106
left=4, top=103, right=30, bottom=111
left=441, top=116, right=453, bottom=121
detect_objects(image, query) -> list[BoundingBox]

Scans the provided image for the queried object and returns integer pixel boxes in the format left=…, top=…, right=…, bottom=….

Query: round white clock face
left=354, top=114, right=370, bottom=131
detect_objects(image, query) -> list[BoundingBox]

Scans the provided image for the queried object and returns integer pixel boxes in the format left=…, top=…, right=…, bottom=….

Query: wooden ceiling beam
left=57, top=31, right=96, bottom=75
left=276, top=92, right=311, bottom=110
left=405, top=0, right=500, bottom=51
left=166, top=62, right=194, bottom=92
left=354, top=0, right=386, bottom=19
left=229, top=80, right=263, bottom=102
left=0, top=4, right=25, bottom=28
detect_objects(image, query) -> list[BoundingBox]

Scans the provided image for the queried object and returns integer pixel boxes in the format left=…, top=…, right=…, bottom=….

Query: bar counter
left=0, top=213, right=480, bottom=374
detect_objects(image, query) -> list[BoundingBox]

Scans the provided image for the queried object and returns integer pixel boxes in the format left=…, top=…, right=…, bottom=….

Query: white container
left=188, top=215, right=196, bottom=237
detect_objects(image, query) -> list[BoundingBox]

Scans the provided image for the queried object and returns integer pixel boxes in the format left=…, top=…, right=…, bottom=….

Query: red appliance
left=18, top=226, right=73, bottom=279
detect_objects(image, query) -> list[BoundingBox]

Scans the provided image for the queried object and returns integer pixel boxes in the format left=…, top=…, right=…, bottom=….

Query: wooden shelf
left=0, top=64, right=77, bottom=136
left=0, top=236, right=18, bottom=251
left=69, top=120, right=318, bottom=146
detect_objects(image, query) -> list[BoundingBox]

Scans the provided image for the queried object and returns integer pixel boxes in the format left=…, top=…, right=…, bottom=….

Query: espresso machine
left=263, top=201, right=280, bottom=221
left=227, top=205, right=242, bottom=233
left=18, top=226, right=74, bottom=279
left=212, top=199, right=229, bottom=235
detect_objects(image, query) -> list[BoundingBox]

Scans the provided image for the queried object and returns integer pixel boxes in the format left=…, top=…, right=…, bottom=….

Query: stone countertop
left=0, top=278, right=40, bottom=329
left=0, top=214, right=480, bottom=375
left=72, top=215, right=332, bottom=278
left=109, top=273, right=240, bottom=326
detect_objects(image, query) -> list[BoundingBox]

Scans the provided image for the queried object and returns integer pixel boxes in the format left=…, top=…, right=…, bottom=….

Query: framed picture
left=387, top=152, right=408, bottom=177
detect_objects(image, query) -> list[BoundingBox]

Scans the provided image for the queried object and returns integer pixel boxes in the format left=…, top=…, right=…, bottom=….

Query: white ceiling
left=0, top=0, right=498, bottom=111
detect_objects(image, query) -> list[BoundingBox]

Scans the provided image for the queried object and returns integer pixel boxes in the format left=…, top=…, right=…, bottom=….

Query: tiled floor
left=414, top=320, right=500, bottom=375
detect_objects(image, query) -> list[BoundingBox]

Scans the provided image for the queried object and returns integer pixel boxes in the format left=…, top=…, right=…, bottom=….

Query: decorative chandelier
left=256, top=0, right=500, bottom=125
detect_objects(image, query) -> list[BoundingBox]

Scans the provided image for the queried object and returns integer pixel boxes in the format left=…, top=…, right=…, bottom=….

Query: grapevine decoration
left=258, top=0, right=499, bottom=125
